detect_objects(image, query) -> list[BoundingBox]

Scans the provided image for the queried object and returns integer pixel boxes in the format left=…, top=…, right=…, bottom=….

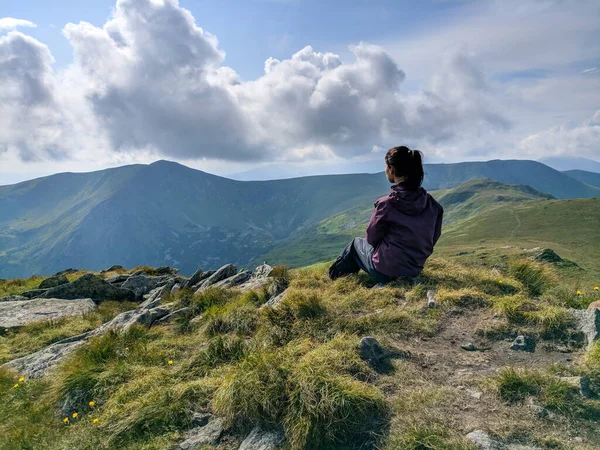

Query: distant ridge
left=539, top=156, right=600, bottom=173
left=562, top=169, right=600, bottom=189
left=1, top=159, right=599, bottom=278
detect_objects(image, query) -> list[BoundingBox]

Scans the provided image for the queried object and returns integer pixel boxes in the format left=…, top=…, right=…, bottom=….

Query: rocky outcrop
left=195, top=264, right=237, bottom=291
left=212, top=270, right=252, bottom=289
left=466, top=430, right=541, bottom=450
left=121, top=274, right=170, bottom=299
left=358, top=336, right=390, bottom=362
left=0, top=298, right=96, bottom=328
left=179, top=418, right=225, bottom=449
left=38, top=273, right=69, bottom=289
left=0, top=295, right=28, bottom=302
left=510, top=335, right=535, bottom=352
left=239, top=428, right=284, bottom=450
left=41, top=274, right=136, bottom=303
left=568, top=308, right=600, bottom=350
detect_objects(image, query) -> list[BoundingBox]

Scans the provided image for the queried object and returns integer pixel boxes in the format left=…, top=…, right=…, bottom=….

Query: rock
left=568, top=308, right=600, bottom=350
left=191, top=412, right=212, bottom=427
left=139, top=278, right=177, bottom=309
left=183, top=268, right=204, bottom=289
left=121, top=275, right=170, bottom=299
left=154, top=307, right=190, bottom=325
left=466, top=430, right=503, bottom=450
left=534, top=249, right=562, bottom=263
left=186, top=270, right=215, bottom=289
left=41, top=274, right=136, bottom=303
left=171, top=283, right=181, bottom=294
left=54, top=268, right=78, bottom=276
left=511, top=335, right=535, bottom=352
left=212, top=270, right=252, bottom=289
left=0, top=298, right=96, bottom=328
left=239, top=427, right=284, bottom=450
left=155, top=266, right=178, bottom=275
left=179, top=418, right=225, bottom=449
left=251, top=264, right=273, bottom=279
left=196, top=264, right=237, bottom=291
left=137, top=306, right=172, bottom=327
left=358, top=336, right=389, bottom=362
left=427, top=290, right=437, bottom=308
left=106, top=274, right=131, bottom=284
left=263, top=291, right=286, bottom=308
left=461, top=343, right=477, bottom=351
left=559, top=376, right=593, bottom=398
left=101, top=265, right=124, bottom=273
left=21, top=289, right=49, bottom=299
left=0, top=295, right=28, bottom=302
left=38, top=273, right=69, bottom=289
left=131, top=270, right=147, bottom=277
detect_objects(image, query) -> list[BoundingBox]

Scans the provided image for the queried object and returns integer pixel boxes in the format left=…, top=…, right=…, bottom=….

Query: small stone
left=191, top=412, right=212, bottom=427
left=179, top=418, right=225, bottom=449
left=358, top=336, right=389, bottom=362
left=426, top=290, right=437, bottom=307
left=239, top=427, right=285, bottom=450
left=511, top=335, right=535, bottom=352
left=461, top=343, right=476, bottom=351
left=38, top=273, right=69, bottom=289
left=466, top=430, right=501, bottom=450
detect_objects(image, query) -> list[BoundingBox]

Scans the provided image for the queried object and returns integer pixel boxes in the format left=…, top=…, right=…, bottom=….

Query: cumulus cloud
left=0, top=18, right=36, bottom=30
left=0, top=0, right=517, bottom=164
left=519, top=110, right=600, bottom=159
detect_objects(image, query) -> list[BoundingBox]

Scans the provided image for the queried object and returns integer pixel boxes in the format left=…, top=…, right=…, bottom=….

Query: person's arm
left=433, top=205, right=444, bottom=245
left=366, top=200, right=389, bottom=247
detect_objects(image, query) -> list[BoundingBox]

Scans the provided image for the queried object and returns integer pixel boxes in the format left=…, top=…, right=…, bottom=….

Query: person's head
left=384, top=146, right=424, bottom=190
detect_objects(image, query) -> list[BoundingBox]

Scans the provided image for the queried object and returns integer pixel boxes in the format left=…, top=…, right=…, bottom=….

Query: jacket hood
left=388, top=185, right=429, bottom=216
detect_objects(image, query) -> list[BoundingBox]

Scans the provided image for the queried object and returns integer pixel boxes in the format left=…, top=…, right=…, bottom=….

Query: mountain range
left=1, top=159, right=599, bottom=278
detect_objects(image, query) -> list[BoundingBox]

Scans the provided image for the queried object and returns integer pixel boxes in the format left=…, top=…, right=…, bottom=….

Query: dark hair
left=385, top=146, right=424, bottom=190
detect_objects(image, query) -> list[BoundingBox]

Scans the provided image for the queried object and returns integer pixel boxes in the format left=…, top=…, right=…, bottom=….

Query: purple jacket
left=366, top=185, right=443, bottom=278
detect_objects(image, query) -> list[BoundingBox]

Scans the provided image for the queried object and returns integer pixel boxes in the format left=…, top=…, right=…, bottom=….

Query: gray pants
left=328, top=237, right=394, bottom=284
left=351, top=237, right=394, bottom=284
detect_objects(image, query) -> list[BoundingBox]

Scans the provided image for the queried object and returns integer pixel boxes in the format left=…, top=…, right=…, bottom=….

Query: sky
left=0, top=0, right=599, bottom=184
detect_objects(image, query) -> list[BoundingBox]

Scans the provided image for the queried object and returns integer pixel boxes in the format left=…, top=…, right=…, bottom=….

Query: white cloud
left=519, top=110, right=600, bottom=159
left=0, top=0, right=598, bottom=174
left=0, top=18, right=37, bottom=31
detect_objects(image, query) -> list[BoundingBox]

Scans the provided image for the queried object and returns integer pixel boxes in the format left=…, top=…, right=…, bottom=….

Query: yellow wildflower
left=498, top=280, right=503, bottom=284
left=577, top=290, right=582, bottom=295
left=63, top=417, right=69, bottom=424
left=93, top=418, right=99, bottom=424
left=13, top=383, right=18, bottom=389
left=18, top=377, right=25, bottom=383
left=89, top=401, right=95, bottom=407
left=125, top=347, right=129, bottom=351
left=72, top=412, right=78, bottom=419
left=595, top=286, right=599, bottom=291
left=168, top=360, right=173, bottom=365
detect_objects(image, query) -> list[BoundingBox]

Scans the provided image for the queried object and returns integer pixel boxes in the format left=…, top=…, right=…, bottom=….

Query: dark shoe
left=328, top=257, right=346, bottom=280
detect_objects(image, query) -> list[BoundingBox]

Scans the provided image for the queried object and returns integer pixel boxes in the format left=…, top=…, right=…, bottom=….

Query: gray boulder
left=38, top=273, right=69, bottom=289
left=569, top=308, right=600, bottom=350
left=21, top=289, right=49, bottom=299
left=54, top=268, right=78, bottom=276
left=0, top=295, right=28, bottom=303
left=154, top=307, right=190, bottom=325
left=263, top=291, right=286, bottom=308
left=121, top=275, right=170, bottom=299
left=252, top=264, right=273, bottom=279
left=137, top=306, right=172, bottom=327
left=184, top=269, right=214, bottom=289
left=179, top=418, right=225, bottom=449
left=212, top=270, right=252, bottom=289
left=106, top=274, right=131, bottom=284
left=0, top=298, right=96, bottom=328
left=196, top=265, right=237, bottom=291
left=359, top=336, right=390, bottom=362
left=239, top=427, right=284, bottom=450
left=140, top=278, right=177, bottom=309
left=511, top=335, right=535, bottom=352
left=101, top=265, right=124, bottom=273
left=466, top=430, right=540, bottom=450
left=41, top=274, right=136, bottom=303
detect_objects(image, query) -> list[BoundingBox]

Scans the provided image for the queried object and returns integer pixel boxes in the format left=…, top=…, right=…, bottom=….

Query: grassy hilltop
left=1, top=254, right=600, bottom=449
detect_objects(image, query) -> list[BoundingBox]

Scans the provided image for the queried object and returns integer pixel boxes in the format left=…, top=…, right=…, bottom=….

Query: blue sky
left=0, top=0, right=599, bottom=183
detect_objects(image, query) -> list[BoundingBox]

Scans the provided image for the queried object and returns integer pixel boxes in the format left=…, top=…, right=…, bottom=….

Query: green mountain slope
left=251, top=179, right=558, bottom=268
left=423, top=160, right=600, bottom=199
left=563, top=170, right=600, bottom=188
left=1, top=159, right=598, bottom=278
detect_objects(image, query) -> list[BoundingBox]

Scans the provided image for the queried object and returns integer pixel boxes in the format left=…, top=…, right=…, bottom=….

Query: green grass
left=1, top=256, right=600, bottom=449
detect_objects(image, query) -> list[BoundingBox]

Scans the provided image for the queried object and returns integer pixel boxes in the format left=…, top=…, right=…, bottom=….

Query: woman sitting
left=328, top=146, right=443, bottom=284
